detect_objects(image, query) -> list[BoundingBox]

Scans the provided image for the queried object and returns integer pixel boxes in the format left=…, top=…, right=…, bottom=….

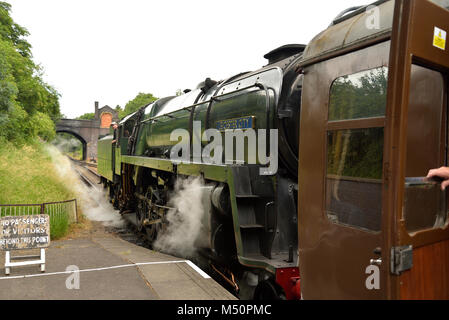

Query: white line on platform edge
left=185, top=260, right=211, bottom=279
left=0, top=260, right=211, bottom=280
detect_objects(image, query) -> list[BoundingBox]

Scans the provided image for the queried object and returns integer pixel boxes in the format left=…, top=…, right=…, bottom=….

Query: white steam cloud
left=52, top=135, right=83, bottom=158
left=153, top=177, right=207, bottom=258
left=45, top=144, right=124, bottom=228
left=52, top=135, right=81, bottom=151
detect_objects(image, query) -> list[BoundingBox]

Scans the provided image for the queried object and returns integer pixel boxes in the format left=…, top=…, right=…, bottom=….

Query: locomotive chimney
left=264, top=44, right=306, bottom=64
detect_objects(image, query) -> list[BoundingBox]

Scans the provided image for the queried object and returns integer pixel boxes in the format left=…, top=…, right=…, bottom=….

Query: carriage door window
left=325, top=67, right=388, bottom=232
left=404, top=65, right=447, bottom=233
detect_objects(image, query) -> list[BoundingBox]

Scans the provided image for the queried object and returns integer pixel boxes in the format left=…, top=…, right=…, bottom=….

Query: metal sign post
left=0, top=215, right=50, bottom=275
left=5, top=248, right=46, bottom=275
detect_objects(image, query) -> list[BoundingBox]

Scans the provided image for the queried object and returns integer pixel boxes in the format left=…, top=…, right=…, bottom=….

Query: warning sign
left=0, top=215, right=50, bottom=251
left=433, top=27, right=447, bottom=50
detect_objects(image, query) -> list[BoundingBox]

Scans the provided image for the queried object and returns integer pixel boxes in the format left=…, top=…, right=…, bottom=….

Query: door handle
left=370, top=258, right=382, bottom=266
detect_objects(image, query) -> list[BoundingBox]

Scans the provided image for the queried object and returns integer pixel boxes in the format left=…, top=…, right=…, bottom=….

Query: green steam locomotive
left=97, top=44, right=303, bottom=300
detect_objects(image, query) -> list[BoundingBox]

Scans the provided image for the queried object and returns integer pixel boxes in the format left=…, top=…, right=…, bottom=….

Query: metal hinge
left=390, top=245, right=413, bottom=275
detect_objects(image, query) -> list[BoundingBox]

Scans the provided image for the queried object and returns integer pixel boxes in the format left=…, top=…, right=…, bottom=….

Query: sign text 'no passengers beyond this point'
left=0, top=215, right=50, bottom=251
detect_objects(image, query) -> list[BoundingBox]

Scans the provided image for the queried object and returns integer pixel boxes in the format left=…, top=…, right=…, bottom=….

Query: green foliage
left=29, top=111, right=56, bottom=141
left=114, top=105, right=123, bottom=117
left=49, top=212, right=69, bottom=240
left=76, top=112, right=95, bottom=120
left=0, top=1, right=60, bottom=145
left=0, top=141, right=76, bottom=239
left=0, top=2, right=31, bottom=58
left=121, top=92, right=157, bottom=119
left=0, top=140, right=76, bottom=203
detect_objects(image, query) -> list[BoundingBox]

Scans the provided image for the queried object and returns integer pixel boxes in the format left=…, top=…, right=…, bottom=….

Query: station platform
left=0, top=229, right=236, bottom=300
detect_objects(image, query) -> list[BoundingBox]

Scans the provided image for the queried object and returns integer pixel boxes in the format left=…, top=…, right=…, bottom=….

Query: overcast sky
left=7, top=0, right=374, bottom=118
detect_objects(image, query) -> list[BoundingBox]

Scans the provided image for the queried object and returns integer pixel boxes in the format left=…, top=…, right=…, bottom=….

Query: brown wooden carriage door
left=386, top=0, right=449, bottom=300
left=298, top=41, right=391, bottom=299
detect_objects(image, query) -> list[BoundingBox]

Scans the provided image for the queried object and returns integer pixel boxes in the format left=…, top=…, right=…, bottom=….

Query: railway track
left=68, top=157, right=150, bottom=247
left=74, top=166, right=98, bottom=189
left=69, top=158, right=100, bottom=184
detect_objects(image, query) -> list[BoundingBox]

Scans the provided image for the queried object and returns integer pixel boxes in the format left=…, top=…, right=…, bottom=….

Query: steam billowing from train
left=153, top=177, right=207, bottom=257
left=46, top=144, right=124, bottom=228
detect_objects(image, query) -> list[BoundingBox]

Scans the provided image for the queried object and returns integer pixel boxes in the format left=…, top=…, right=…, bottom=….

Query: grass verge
left=50, top=213, right=69, bottom=239
left=0, top=139, right=80, bottom=239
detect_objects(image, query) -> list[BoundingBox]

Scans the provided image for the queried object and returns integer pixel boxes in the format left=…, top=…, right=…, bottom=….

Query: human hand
left=427, top=166, right=449, bottom=190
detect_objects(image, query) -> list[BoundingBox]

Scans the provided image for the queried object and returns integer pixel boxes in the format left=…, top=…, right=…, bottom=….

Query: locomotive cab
left=298, top=0, right=449, bottom=299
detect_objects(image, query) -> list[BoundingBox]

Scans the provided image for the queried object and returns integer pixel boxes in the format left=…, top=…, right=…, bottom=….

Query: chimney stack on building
left=95, top=101, right=99, bottom=119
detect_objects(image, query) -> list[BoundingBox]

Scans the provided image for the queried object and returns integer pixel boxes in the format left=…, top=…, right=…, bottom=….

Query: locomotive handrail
left=330, top=6, right=364, bottom=26
left=204, top=79, right=231, bottom=127
left=329, top=0, right=390, bottom=26
left=255, top=83, right=272, bottom=155
left=139, top=83, right=265, bottom=125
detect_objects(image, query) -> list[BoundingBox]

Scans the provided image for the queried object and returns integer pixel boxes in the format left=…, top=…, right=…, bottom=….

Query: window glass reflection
left=329, top=67, right=388, bottom=121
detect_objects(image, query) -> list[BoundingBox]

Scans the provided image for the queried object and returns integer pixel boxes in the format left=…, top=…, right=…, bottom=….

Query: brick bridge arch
left=56, top=103, right=119, bottom=161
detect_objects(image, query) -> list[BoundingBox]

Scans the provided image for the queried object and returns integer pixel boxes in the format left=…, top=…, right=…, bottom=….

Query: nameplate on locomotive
left=0, top=215, right=50, bottom=251
left=216, top=116, right=255, bottom=131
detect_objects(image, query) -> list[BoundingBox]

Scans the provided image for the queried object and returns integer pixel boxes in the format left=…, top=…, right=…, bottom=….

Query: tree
left=114, top=105, right=123, bottom=118
left=76, top=113, right=95, bottom=120
left=0, top=2, right=31, bottom=58
left=0, top=1, right=61, bottom=144
left=121, top=93, right=157, bottom=119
